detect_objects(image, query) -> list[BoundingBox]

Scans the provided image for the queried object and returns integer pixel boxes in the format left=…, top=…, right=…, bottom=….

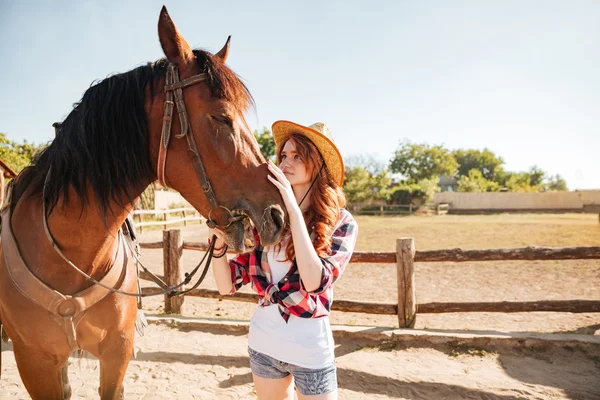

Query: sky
left=0, top=0, right=598, bottom=189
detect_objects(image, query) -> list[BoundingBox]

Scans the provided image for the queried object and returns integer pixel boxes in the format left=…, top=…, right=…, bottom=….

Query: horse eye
left=211, top=114, right=233, bottom=127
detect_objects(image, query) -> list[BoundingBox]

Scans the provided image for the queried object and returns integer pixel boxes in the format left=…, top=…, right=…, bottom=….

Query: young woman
left=210, top=120, right=358, bottom=399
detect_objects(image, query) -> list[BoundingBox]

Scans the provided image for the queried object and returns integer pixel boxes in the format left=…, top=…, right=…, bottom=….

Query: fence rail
left=348, top=203, right=414, bottom=216
left=138, top=231, right=600, bottom=328
left=132, top=207, right=202, bottom=232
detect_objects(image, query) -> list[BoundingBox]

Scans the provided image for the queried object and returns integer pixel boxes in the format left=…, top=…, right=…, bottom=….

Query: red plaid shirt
left=228, top=209, right=358, bottom=322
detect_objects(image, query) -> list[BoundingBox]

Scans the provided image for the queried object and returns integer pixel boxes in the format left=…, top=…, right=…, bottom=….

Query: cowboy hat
left=272, top=120, right=344, bottom=186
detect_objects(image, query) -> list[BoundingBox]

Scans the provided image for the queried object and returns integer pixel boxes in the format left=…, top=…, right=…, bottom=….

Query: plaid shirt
left=228, top=208, right=358, bottom=322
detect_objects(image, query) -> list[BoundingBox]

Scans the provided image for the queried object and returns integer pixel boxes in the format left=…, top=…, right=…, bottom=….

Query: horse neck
left=11, top=184, right=142, bottom=295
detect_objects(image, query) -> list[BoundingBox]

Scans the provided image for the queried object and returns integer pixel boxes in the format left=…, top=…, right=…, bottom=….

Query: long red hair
left=276, top=134, right=346, bottom=261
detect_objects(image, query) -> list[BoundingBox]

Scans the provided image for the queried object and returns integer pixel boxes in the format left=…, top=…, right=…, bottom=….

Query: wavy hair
left=276, top=134, right=346, bottom=261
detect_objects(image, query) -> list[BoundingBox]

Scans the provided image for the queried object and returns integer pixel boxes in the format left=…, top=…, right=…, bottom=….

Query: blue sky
left=1, top=1, right=598, bottom=189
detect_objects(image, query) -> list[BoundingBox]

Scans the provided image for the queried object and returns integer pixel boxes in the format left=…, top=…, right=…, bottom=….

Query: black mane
left=24, top=50, right=253, bottom=218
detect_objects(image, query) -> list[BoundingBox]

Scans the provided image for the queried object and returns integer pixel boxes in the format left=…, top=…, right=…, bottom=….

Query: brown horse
left=0, top=7, right=285, bottom=399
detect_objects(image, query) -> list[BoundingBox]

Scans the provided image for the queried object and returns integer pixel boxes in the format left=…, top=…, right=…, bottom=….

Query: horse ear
left=157, top=6, right=194, bottom=66
left=215, top=36, right=231, bottom=62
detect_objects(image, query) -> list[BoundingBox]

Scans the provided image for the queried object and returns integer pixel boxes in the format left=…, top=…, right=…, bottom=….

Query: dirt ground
left=2, top=213, right=600, bottom=399
left=2, top=322, right=599, bottom=399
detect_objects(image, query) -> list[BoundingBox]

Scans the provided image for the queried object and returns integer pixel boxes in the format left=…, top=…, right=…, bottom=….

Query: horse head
left=151, top=7, right=286, bottom=252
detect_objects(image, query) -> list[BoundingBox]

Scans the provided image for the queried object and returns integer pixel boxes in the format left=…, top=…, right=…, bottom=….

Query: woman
left=210, top=120, right=358, bottom=399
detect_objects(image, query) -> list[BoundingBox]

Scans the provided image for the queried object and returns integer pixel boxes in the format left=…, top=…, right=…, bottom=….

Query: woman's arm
left=267, top=160, right=325, bottom=292
left=209, top=229, right=234, bottom=295
left=286, top=206, right=326, bottom=292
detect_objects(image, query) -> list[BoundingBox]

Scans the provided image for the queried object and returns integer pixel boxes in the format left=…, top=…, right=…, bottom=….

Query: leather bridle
left=36, top=62, right=253, bottom=300
left=158, top=63, right=244, bottom=230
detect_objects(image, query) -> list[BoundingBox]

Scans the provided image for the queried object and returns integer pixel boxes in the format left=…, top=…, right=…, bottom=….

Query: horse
left=0, top=6, right=286, bottom=399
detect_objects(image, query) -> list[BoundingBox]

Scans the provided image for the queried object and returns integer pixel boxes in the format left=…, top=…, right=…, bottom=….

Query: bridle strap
left=158, top=64, right=209, bottom=188
left=158, top=63, right=245, bottom=229
left=165, top=73, right=211, bottom=91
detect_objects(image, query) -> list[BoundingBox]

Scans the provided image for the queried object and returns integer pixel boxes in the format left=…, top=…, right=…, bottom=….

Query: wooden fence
left=348, top=203, right=414, bottom=216
left=348, top=203, right=450, bottom=216
left=139, top=230, right=600, bottom=328
left=132, top=207, right=202, bottom=233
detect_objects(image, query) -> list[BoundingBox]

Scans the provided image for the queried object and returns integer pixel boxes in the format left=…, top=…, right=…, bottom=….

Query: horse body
left=0, top=183, right=139, bottom=398
left=0, top=7, right=285, bottom=399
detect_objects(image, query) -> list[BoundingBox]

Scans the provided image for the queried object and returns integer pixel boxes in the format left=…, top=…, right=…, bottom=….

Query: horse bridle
left=39, top=62, right=251, bottom=299
left=158, top=63, right=244, bottom=230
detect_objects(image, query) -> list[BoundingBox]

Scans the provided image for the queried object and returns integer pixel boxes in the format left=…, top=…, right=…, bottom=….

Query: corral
left=2, top=213, right=599, bottom=399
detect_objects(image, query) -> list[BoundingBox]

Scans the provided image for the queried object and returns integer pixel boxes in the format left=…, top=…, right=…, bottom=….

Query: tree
left=343, top=167, right=373, bottom=203
left=453, top=148, right=504, bottom=181
left=371, top=169, right=393, bottom=201
left=457, top=169, right=499, bottom=192
left=503, top=172, right=539, bottom=192
left=545, top=174, right=568, bottom=191
left=390, top=177, right=440, bottom=205
left=343, top=166, right=393, bottom=203
left=528, top=165, right=545, bottom=187
left=253, top=128, right=276, bottom=162
left=389, top=141, right=458, bottom=183
left=0, top=132, right=45, bottom=173
left=345, top=154, right=386, bottom=175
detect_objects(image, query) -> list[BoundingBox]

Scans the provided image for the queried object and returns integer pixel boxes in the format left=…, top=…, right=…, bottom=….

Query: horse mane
left=21, top=50, right=253, bottom=218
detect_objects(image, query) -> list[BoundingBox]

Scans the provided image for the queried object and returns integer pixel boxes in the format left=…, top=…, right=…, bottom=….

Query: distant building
left=439, top=175, right=458, bottom=192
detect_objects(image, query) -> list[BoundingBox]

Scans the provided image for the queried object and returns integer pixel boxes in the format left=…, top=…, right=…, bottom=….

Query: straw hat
left=272, top=120, right=345, bottom=186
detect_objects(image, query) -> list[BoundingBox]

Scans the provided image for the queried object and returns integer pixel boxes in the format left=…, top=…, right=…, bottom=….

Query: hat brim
left=272, top=120, right=344, bottom=186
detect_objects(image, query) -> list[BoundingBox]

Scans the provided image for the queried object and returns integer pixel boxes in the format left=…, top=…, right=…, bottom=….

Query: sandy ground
left=2, top=214, right=600, bottom=399
left=2, top=322, right=600, bottom=399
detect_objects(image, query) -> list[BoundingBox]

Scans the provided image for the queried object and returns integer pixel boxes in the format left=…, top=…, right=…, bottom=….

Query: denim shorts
left=248, top=347, right=337, bottom=396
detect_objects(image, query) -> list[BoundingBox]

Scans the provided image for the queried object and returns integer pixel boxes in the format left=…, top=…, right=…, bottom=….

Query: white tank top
left=248, top=245, right=335, bottom=369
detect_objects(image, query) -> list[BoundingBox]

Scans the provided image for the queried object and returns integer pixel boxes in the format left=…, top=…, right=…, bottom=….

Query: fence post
left=136, top=213, right=144, bottom=234
left=409, top=204, right=413, bottom=214
left=396, top=238, right=416, bottom=328
left=182, top=209, right=187, bottom=226
left=380, top=205, right=384, bottom=216
left=163, top=229, right=184, bottom=314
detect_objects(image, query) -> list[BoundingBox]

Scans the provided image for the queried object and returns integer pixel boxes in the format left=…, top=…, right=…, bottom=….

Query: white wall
left=433, top=190, right=600, bottom=211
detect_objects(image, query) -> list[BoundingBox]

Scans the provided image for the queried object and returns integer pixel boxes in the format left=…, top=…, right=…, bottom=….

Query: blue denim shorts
left=248, top=347, right=337, bottom=396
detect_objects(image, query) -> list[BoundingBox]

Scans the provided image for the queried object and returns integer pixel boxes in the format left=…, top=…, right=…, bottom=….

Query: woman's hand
left=267, top=160, right=301, bottom=216
left=208, top=227, right=226, bottom=249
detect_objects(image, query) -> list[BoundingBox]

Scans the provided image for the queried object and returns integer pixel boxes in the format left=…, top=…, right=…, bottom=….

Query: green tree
left=545, top=174, right=568, bottom=191
left=253, top=128, right=276, bottom=162
left=528, top=165, right=545, bottom=187
left=415, top=177, right=441, bottom=203
left=503, top=172, right=539, bottom=192
left=457, top=169, right=500, bottom=192
left=453, top=148, right=504, bottom=181
left=0, top=132, right=45, bottom=173
left=371, top=169, right=393, bottom=201
left=343, top=167, right=372, bottom=203
left=343, top=166, right=393, bottom=203
left=389, top=141, right=458, bottom=183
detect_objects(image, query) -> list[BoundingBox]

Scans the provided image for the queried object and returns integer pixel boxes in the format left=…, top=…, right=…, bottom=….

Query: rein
left=39, top=62, right=250, bottom=299
left=41, top=168, right=219, bottom=298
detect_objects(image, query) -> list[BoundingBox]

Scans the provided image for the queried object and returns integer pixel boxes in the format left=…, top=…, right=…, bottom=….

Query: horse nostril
left=270, top=205, right=285, bottom=232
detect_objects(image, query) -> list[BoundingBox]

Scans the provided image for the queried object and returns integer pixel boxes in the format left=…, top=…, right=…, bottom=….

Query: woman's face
left=279, top=139, right=312, bottom=187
